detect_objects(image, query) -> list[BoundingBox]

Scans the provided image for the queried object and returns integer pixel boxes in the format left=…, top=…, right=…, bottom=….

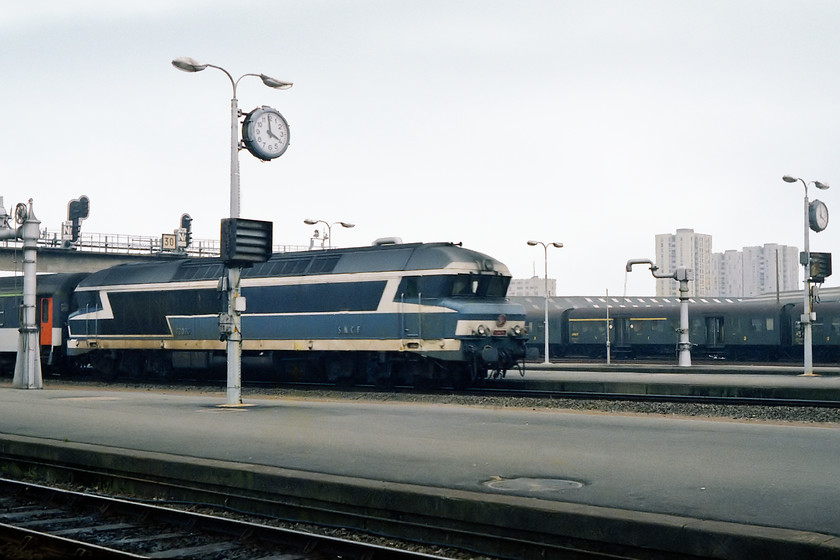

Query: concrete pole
left=626, top=259, right=693, bottom=367
left=13, top=200, right=42, bottom=389
left=802, top=191, right=814, bottom=376
left=677, top=278, right=692, bottom=367
left=226, top=266, right=243, bottom=405
left=226, top=92, right=244, bottom=405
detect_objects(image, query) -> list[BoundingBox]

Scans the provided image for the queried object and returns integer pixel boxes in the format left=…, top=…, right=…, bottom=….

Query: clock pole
left=783, top=175, right=830, bottom=377
left=172, top=57, right=292, bottom=406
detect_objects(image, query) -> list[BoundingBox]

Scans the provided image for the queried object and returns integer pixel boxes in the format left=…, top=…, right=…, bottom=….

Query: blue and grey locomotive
left=65, top=242, right=528, bottom=387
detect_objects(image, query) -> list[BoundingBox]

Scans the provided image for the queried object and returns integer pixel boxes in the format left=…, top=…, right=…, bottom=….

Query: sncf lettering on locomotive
left=338, top=325, right=361, bottom=335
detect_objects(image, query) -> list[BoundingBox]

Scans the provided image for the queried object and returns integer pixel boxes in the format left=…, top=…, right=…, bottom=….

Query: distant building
left=507, top=276, right=557, bottom=297
left=654, top=229, right=714, bottom=297
left=511, top=232, right=800, bottom=297
left=714, top=244, right=799, bottom=297
left=655, top=229, right=799, bottom=298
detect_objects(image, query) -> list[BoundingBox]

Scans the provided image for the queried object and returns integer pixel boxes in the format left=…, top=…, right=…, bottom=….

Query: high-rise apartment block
left=715, top=244, right=799, bottom=297
left=654, top=229, right=799, bottom=297
left=507, top=276, right=558, bottom=297
left=654, top=229, right=714, bottom=297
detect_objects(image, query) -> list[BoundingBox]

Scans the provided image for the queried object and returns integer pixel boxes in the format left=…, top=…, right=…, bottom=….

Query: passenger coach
left=0, top=273, right=88, bottom=372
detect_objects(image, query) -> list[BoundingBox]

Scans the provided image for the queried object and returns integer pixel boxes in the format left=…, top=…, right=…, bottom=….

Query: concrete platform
left=0, top=378, right=838, bottom=559
left=502, top=365, right=840, bottom=402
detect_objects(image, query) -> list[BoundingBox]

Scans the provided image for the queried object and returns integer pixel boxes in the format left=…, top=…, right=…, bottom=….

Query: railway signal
left=180, top=213, right=192, bottom=248
left=809, top=252, right=832, bottom=283
left=221, top=218, right=273, bottom=265
left=66, top=195, right=90, bottom=243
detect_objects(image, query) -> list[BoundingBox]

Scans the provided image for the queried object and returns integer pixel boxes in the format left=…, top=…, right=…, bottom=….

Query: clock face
left=242, top=107, right=290, bottom=161
left=810, top=200, right=829, bottom=232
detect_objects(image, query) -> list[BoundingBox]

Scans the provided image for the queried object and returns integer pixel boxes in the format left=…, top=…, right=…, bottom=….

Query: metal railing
left=0, top=229, right=308, bottom=257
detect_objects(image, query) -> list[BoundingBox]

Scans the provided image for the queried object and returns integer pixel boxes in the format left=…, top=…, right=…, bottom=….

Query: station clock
left=241, top=106, right=290, bottom=161
left=809, top=199, right=829, bottom=232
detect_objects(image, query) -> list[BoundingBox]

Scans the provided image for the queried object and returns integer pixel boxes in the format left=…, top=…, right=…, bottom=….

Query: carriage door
left=613, top=318, right=631, bottom=347
left=705, top=316, right=724, bottom=349
left=40, top=297, right=53, bottom=347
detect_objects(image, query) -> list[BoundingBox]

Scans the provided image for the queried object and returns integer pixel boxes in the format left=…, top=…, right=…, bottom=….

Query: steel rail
left=465, top=386, right=840, bottom=409
left=0, top=477, right=444, bottom=559
left=0, top=465, right=675, bottom=560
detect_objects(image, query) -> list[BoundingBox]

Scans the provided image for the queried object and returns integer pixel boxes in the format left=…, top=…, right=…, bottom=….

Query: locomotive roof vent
left=372, top=237, right=403, bottom=246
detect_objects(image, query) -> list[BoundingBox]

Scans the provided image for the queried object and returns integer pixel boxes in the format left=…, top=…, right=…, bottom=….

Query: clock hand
left=265, top=118, right=279, bottom=140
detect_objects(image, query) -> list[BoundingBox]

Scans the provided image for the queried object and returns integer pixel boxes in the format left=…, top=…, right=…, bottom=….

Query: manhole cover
left=484, top=477, right=584, bottom=492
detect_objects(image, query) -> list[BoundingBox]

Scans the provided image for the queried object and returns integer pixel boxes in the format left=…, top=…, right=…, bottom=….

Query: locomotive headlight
left=476, top=324, right=488, bottom=337
left=511, top=324, right=523, bottom=336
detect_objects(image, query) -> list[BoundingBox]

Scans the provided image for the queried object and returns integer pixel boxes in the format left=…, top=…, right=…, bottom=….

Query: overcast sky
left=2, top=1, right=839, bottom=295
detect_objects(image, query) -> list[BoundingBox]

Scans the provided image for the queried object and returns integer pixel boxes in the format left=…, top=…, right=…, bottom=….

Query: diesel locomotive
left=0, top=242, right=528, bottom=388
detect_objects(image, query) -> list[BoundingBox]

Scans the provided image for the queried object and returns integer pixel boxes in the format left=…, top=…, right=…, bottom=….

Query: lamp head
left=526, top=240, right=539, bottom=246
left=814, top=181, right=830, bottom=190
left=171, top=57, right=207, bottom=72
left=338, top=222, right=355, bottom=228
left=303, top=219, right=318, bottom=225
left=260, top=74, right=293, bottom=90
left=550, top=242, right=564, bottom=248
left=782, top=175, right=798, bottom=184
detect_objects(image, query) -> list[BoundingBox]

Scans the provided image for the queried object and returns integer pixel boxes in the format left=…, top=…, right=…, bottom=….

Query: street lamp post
left=172, top=56, right=292, bottom=405
left=527, top=240, right=563, bottom=364
left=303, top=219, right=355, bottom=249
left=783, top=175, right=830, bottom=377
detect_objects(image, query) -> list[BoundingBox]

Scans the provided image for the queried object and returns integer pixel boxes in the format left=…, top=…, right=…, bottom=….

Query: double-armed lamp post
left=303, top=219, right=355, bottom=249
left=171, top=57, right=292, bottom=220
left=172, top=57, right=292, bottom=405
left=527, top=240, right=563, bottom=364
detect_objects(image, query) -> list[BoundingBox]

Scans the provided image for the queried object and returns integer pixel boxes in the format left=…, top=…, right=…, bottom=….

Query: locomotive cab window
left=396, top=274, right=510, bottom=300
left=71, top=291, right=101, bottom=313
left=396, top=274, right=510, bottom=301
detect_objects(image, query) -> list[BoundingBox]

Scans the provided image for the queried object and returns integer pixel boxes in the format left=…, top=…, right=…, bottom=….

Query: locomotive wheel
left=147, top=352, right=174, bottom=381
left=117, top=353, right=145, bottom=379
left=324, top=354, right=355, bottom=384
left=363, top=356, right=392, bottom=387
left=450, top=365, right=474, bottom=390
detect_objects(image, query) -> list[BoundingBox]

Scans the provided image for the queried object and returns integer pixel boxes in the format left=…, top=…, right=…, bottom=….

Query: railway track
left=470, top=385, right=840, bottom=408
left=37, top=372, right=840, bottom=410
left=0, top=462, right=700, bottom=560
left=0, top=477, right=440, bottom=559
